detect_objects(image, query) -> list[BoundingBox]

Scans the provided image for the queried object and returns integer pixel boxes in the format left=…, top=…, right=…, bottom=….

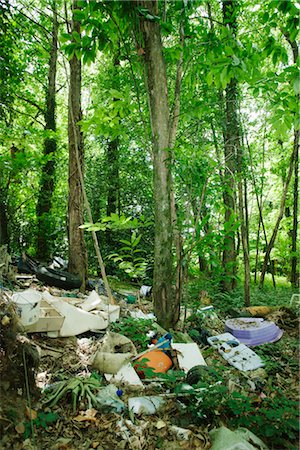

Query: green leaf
left=73, top=10, right=86, bottom=21
left=60, top=33, right=71, bottom=43
left=206, top=71, right=213, bottom=86
left=72, top=31, right=81, bottom=43
left=109, top=89, right=123, bottom=99
left=64, top=43, right=76, bottom=59
left=75, top=48, right=82, bottom=60
left=293, top=76, right=300, bottom=95
left=119, top=239, right=132, bottom=246
left=132, top=233, right=142, bottom=247
left=220, top=66, right=229, bottom=89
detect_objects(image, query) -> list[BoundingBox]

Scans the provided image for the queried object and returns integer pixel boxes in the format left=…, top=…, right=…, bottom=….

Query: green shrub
left=110, top=317, right=153, bottom=351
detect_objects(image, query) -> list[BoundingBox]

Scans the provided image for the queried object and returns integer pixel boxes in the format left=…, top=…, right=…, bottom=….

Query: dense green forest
left=0, top=0, right=299, bottom=328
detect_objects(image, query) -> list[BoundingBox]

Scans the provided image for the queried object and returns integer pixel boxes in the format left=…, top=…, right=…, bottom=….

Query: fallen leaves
left=15, top=422, right=25, bottom=434
left=73, top=409, right=98, bottom=423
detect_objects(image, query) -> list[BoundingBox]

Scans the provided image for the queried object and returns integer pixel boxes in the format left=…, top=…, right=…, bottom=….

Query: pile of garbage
left=2, top=258, right=299, bottom=449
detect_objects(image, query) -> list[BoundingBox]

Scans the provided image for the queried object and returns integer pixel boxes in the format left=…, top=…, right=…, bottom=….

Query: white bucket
left=12, top=289, right=41, bottom=326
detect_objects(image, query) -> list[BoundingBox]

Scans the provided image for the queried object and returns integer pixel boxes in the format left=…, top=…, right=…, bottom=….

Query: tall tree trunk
left=68, top=0, right=87, bottom=290
left=254, top=218, right=261, bottom=283
left=137, top=0, right=174, bottom=328
left=222, top=1, right=238, bottom=292
left=222, top=0, right=250, bottom=303
left=106, top=138, right=120, bottom=217
left=169, top=16, right=184, bottom=326
left=237, top=169, right=251, bottom=305
left=106, top=52, right=121, bottom=219
left=36, top=2, right=58, bottom=260
left=291, top=132, right=299, bottom=287
left=259, top=133, right=298, bottom=287
left=0, top=193, right=9, bottom=246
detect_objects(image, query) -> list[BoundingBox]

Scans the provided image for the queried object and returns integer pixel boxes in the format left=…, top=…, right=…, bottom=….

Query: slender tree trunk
left=169, top=17, right=184, bottom=326
left=105, top=52, right=121, bottom=257
left=291, top=134, right=299, bottom=286
left=237, top=173, right=250, bottom=305
left=222, top=0, right=250, bottom=303
left=36, top=2, right=58, bottom=260
left=68, top=0, right=87, bottom=290
left=106, top=138, right=120, bottom=217
left=244, top=178, right=249, bottom=250
left=222, top=80, right=237, bottom=291
left=285, top=35, right=299, bottom=288
left=106, top=52, right=121, bottom=218
left=254, top=218, right=261, bottom=283
left=245, top=131, right=276, bottom=288
left=222, top=1, right=238, bottom=292
left=137, top=0, right=174, bottom=328
left=259, top=132, right=298, bottom=287
left=0, top=193, right=9, bottom=246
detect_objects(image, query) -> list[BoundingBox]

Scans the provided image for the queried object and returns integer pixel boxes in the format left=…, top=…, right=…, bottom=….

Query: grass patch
left=185, top=273, right=297, bottom=311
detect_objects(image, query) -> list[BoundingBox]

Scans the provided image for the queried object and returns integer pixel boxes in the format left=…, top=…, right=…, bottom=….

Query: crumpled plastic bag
left=209, top=426, right=268, bottom=450
left=91, top=332, right=137, bottom=374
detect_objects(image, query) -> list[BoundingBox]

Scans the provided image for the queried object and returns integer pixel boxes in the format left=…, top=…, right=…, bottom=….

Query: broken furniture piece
left=42, top=291, right=107, bottom=336
left=23, top=299, right=65, bottom=333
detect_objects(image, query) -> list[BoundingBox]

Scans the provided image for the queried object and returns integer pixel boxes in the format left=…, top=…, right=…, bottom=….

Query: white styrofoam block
left=81, top=290, right=120, bottom=322
left=97, top=304, right=120, bottom=323
left=207, top=333, right=264, bottom=371
left=171, top=343, right=207, bottom=372
left=80, top=290, right=102, bottom=312
left=207, top=333, right=239, bottom=348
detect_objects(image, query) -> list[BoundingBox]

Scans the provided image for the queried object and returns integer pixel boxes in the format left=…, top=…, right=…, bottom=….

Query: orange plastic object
left=134, top=350, right=173, bottom=377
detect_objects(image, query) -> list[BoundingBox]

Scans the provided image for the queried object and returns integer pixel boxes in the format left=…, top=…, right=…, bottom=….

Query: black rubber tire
left=36, top=266, right=82, bottom=290
left=186, top=365, right=217, bottom=386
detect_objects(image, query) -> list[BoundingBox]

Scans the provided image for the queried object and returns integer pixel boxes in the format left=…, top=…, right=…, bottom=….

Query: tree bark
left=137, top=0, right=174, bottom=328
left=237, top=166, right=250, bottom=305
left=36, top=2, right=58, bottom=260
left=285, top=34, right=299, bottom=288
left=0, top=193, right=9, bottom=247
left=106, top=52, right=121, bottom=219
left=222, top=1, right=238, bottom=292
left=169, top=17, right=184, bottom=326
left=68, top=0, right=87, bottom=290
left=222, top=0, right=250, bottom=304
left=259, top=132, right=298, bottom=287
left=291, top=131, right=299, bottom=287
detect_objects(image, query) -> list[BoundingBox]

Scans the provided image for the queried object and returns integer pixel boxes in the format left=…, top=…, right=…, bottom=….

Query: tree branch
left=15, top=94, right=45, bottom=115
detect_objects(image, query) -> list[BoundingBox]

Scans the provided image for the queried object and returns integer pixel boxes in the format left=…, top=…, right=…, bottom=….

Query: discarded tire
left=36, top=266, right=82, bottom=290
left=186, top=365, right=218, bottom=386
left=17, top=254, right=38, bottom=274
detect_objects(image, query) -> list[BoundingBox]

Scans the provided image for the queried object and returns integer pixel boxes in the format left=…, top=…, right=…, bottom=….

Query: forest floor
left=0, top=275, right=299, bottom=450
